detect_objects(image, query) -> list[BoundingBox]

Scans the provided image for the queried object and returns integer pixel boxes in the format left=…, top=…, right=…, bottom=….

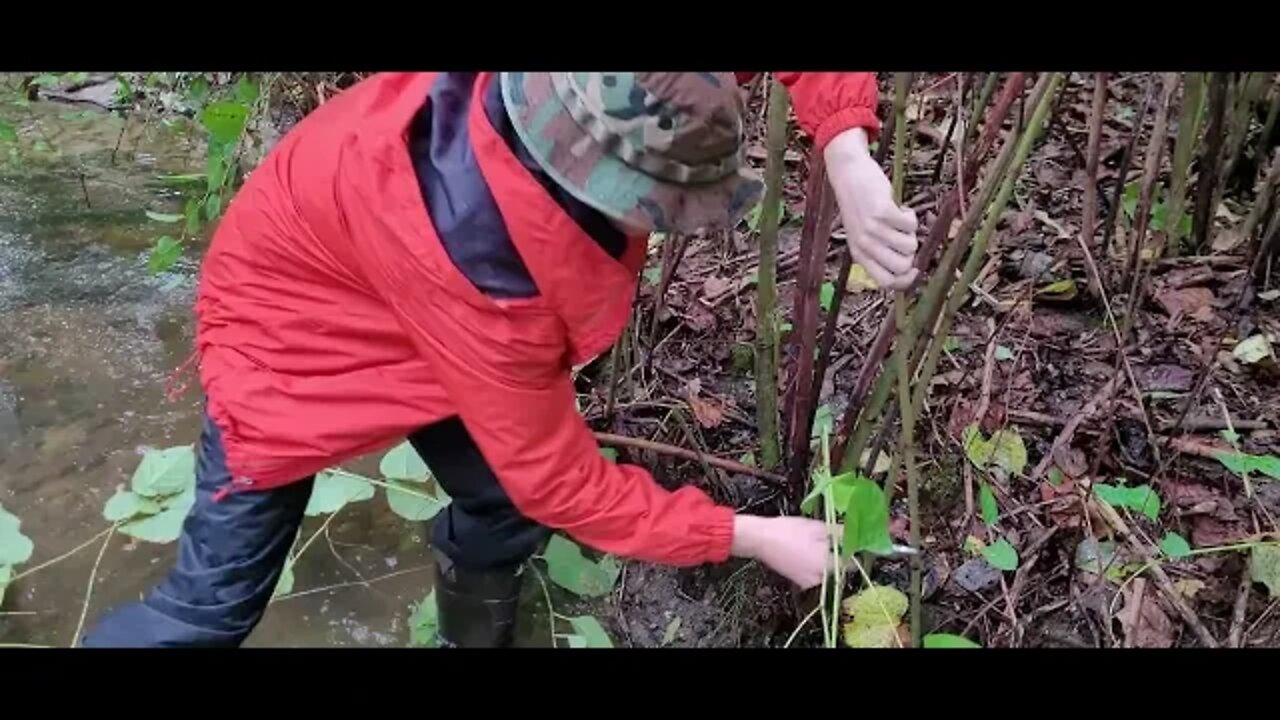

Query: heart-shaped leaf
left=979, top=482, right=999, bottom=526
left=379, top=441, right=430, bottom=482
left=923, top=633, right=981, bottom=648
left=841, top=476, right=894, bottom=557
left=543, top=535, right=620, bottom=598
left=130, top=445, right=196, bottom=498
left=409, top=589, right=439, bottom=647
left=1159, top=532, right=1192, bottom=559
left=1094, top=482, right=1161, bottom=521
left=385, top=480, right=449, bottom=522
left=566, top=615, right=613, bottom=648
left=305, top=470, right=375, bottom=516
left=102, top=488, right=163, bottom=522
left=0, top=505, right=34, bottom=567
left=983, top=537, right=1019, bottom=571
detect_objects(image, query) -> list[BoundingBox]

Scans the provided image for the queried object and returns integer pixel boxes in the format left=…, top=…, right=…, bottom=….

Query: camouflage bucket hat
left=500, top=72, right=765, bottom=234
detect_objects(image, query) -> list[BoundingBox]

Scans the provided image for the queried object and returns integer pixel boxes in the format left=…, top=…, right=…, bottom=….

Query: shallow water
left=0, top=87, right=552, bottom=647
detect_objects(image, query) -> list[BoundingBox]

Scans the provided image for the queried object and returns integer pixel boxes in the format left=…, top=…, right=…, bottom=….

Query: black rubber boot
left=432, top=548, right=524, bottom=648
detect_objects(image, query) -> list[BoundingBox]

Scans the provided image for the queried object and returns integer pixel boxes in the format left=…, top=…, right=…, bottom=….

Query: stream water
left=0, top=91, right=552, bottom=647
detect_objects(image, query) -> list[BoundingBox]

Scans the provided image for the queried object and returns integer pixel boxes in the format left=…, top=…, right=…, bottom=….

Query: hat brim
left=500, top=72, right=764, bottom=235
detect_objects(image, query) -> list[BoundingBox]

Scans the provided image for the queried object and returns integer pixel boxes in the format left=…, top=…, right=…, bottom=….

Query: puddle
left=0, top=83, right=553, bottom=647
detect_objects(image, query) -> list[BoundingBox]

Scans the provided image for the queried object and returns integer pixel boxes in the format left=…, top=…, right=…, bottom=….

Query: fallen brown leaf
left=1155, top=286, right=1215, bottom=319
left=701, top=275, right=734, bottom=300
left=1118, top=578, right=1176, bottom=648
left=1135, top=363, right=1195, bottom=393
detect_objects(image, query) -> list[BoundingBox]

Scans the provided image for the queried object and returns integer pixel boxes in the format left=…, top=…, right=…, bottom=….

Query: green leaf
left=385, top=480, right=449, bottom=522
left=204, top=192, right=223, bottom=222
left=145, top=210, right=183, bottom=224
left=187, top=76, right=210, bottom=106
left=102, top=489, right=162, bottom=522
left=119, top=495, right=193, bottom=544
left=1216, top=451, right=1251, bottom=477
left=1122, top=182, right=1139, bottom=219
left=130, top=445, right=195, bottom=498
left=64, top=72, right=89, bottom=86
left=155, top=173, right=207, bottom=186
left=1037, top=279, right=1078, bottom=298
left=147, top=236, right=182, bottom=274
left=923, top=633, right=981, bottom=648
left=841, top=476, right=894, bottom=557
left=739, top=451, right=756, bottom=468
left=234, top=76, right=260, bottom=106
left=0, top=505, right=35, bottom=567
left=599, top=447, right=618, bottom=462
left=379, top=441, right=430, bottom=482
left=408, top=589, right=440, bottom=647
left=206, top=148, right=227, bottom=190
left=1159, top=532, right=1192, bottom=559
left=200, top=101, right=249, bottom=145
left=1233, top=334, right=1273, bottom=365
left=32, top=73, right=60, bottom=87
left=0, top=121, right=16, bottom=143
left=1251, top=544, right=1280, bottom=598
left=1047, top=467, right=1066, bottom=487
left=304, top=470, right=375, bottom=516
left=543, top=535, right=621, bottom=598
left=33, top=140, right=52, bottom=154
left=1249, top=455, right=1280, bottom=481
left=983, top=538, right=1019, bottom=571
left=184, top=198, right=201, bottom=235
left=994, top=345, right=1015, bottom=362
left=642, top=266, right=662, bottom=286
left=819, top=281, right=836, bottom=313
left=829, top=471, right=863, bottom=514
left=1094, top=483, right=1161, bottom=521
left=272, top=562, right=295, bottom=599
left=942, top=336, right=961, bottom=353
left=566, top=615, right=613, bottom=648
left=962, top=424, right=1028, bottom=476
left=979, top=482, right=999, bottom=526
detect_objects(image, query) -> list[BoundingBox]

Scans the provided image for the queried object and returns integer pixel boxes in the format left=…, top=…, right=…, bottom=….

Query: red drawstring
left=164, top=350, right=200, bottom=403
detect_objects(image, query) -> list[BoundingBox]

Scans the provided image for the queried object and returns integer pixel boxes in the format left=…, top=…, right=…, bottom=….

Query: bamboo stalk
left=832, top=73, right=1028, bottom=472
left=1216, top=73, right=1268, bottom=212
left=1123, top=73, right=1180, bottom=293
left=907, top=74, right=1063, bottom=421
left=1082, top=73, right=1109, bottom=288
left=963, top=73, right=1000, bottom=152
left=1243, top=148, right=1280, bottom=252
left=1193, top=73, right=1230, bottom=250
left=1102, top=78, right=1158, bottom=257
left=754, top=78, right=790, bottom=471
left=785, top=156, right=838, bottom=490
left=1166, top=72, right=1206, bottom=257
left=886, top=71, right=924, bottom=647
left=1254, top=76, right=1280, bottom=174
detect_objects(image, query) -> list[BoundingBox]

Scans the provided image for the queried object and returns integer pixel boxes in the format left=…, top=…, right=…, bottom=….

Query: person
left=80, top=72, right=919, bottom=648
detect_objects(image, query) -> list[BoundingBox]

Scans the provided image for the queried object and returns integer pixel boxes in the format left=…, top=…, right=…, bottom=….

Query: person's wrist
left=823, top=126, right=872, bottom=166
left=730, top=515, right=765, bottom=559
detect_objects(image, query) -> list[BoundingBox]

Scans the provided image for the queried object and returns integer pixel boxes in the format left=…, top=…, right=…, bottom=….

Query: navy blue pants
left=80, top=413, right=549, bottom=647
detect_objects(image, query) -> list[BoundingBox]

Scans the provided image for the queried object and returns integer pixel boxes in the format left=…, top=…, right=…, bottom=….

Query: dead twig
left=594, top=432, right=787, bottom=486
left=1032, top=376, right=1119, bottom=482
left=1229, top=560, right=1252, bottom=648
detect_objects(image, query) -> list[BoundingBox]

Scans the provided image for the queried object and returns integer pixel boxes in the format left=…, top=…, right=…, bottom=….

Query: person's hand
left=823, top=127, right=920, bottom=290
left=731, top=514, right=834, bottom=589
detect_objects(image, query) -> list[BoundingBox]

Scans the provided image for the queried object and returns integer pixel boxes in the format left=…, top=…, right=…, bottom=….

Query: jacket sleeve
left=736, top=72, right=882, bottom=150
left=389, top=286, right=737, bottom=567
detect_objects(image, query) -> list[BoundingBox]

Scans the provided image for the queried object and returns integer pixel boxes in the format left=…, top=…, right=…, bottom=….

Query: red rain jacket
left=194, top=71, right=880, bottom=567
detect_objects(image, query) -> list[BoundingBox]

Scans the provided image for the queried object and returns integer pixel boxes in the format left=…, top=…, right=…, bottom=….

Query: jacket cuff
left=698, top=504, right=737, bottom=564
left=814, top=106, right=882, bottom=152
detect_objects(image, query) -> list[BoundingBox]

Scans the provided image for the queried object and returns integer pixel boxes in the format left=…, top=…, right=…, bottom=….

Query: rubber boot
left=432, top=548, right=523, bottom=648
